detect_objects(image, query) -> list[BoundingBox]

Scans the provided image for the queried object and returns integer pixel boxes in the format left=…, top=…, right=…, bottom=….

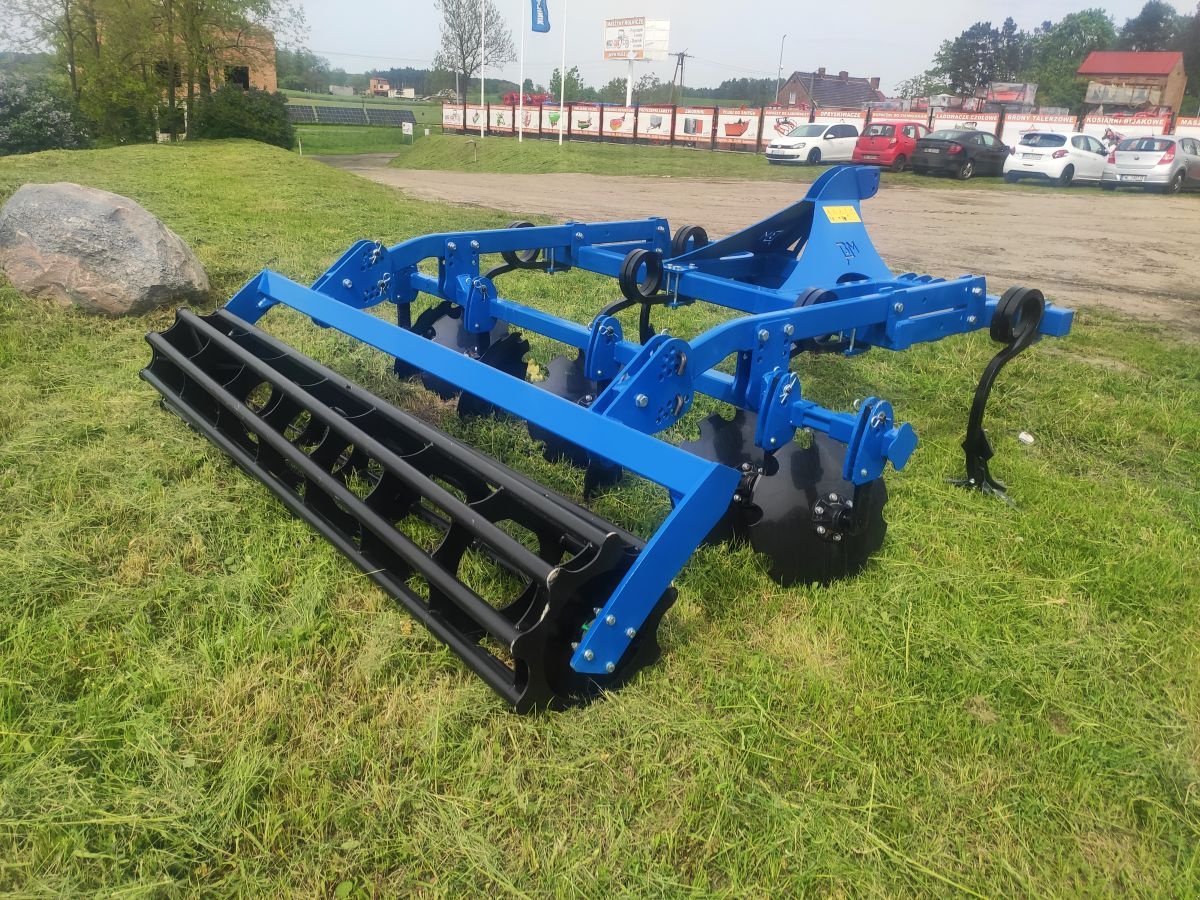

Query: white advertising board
left=715, top=109, right=759, bottom=146
left=603, top=17, right=669, bottom=61
left=1174, top=116, right=1200, bottom=140
left=1081, top=114, right=1171, bottom=149
left=998, top=114, right=1076, bottom=144
left=930, top=110, right=1001, bottom=134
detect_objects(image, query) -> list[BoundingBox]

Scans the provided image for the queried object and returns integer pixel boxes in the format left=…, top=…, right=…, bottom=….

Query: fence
left=442, top=102, right=1198, bottom=151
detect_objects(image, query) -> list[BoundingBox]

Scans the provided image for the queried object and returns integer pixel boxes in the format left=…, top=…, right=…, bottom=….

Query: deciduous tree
left=432, top=0, right=515, bottom=99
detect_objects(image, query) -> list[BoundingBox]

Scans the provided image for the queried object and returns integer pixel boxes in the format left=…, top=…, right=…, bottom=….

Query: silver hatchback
left=1101, top=135, right=1200, bottom=193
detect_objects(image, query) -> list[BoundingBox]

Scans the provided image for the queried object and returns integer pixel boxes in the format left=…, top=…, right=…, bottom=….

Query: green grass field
left=387, top=133, right=1043, bottom=190
left=1, top=140, right=1199, bottom=895
left=294, top=125, right=429, bottom=156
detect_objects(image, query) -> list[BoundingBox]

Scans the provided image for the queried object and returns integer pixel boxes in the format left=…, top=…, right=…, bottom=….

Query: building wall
left=218, top=28, right=277, bottom=92
left=776, top=74, right=813, bottom=108
left=1083, top=61, right=1187, bottom=113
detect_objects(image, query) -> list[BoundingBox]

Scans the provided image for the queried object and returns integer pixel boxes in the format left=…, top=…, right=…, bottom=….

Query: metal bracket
left=584, top=315, right=623, bottom=382
left=590, top=334, right=693, bottom=434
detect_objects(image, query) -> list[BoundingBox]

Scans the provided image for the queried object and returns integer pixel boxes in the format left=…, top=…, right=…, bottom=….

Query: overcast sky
left=299, top=0, right=1189, bottom=93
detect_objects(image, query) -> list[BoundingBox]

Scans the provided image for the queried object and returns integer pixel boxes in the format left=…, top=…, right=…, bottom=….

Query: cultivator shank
left=144, top=165, right=1073, bottom=712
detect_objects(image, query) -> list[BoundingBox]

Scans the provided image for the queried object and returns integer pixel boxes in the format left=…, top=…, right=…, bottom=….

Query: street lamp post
left=776, top=34, right=787, bottom=102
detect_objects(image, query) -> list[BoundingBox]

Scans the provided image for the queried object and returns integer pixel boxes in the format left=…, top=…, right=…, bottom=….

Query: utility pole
left=776, top=34, right=786, bottom=102
left=670, top=50, right=693, bottom=105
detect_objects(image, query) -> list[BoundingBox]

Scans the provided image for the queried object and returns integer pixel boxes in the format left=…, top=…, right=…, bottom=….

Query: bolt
left=657, top=225, right=666, bottom=233
left=447, top=242, right=457, bottom=251
left=770, top=437, right=777, bottom=445
left=583, top=394, right=594, bottom=403
left=605, top=614, right=617, bottom=626
left=605, top=662, right=617, bottom=673
left=815, top=505, right=825, bottom=515
left=972, top=287, right=984, bottom=295
left=829, top=493, right=839, bottom=503
left=342, top=278, right=353, bottom=290
left=833, top=533, right=843, bottom=542
left=860, top=468, right=869, bottom=478
left=893, top=302, right=904, bottom=314
left=583, top=649, right=594, bottom=661
left=470, top=240, right=480, bottom=250
left=967, top=315, right=977, bottom=324
left=741, top=462, right=752, bottom=472
left=733, top=493, right=743, bottom=502
left=816, top=525, right=827, bottom=535
left=625, top=627, right=637, bottom=639
left=575, top=231, right=584, bottom=240
left=846, top=500, right=854, bottom=509
left=758, top=328, right=770, bottom=343
left=635, top=394, right=649, bottom=408
left=784, top=324, right=795, bottom=336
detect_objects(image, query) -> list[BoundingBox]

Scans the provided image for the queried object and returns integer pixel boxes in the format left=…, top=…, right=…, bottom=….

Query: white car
left=766, top=123, right=860, bottom=165
left=1003, top=131, right=1108, bottom=187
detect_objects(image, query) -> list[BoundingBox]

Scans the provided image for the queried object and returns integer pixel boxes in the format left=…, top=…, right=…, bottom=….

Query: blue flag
left=531, top=0, right=550, bottom=32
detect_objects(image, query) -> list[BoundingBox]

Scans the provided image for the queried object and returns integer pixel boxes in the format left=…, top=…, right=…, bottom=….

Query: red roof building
left=1076, top=51, right=1187, bottom=114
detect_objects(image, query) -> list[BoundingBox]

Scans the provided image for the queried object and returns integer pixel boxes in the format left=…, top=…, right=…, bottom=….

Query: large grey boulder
left=0, top=182, right=209, bottom=316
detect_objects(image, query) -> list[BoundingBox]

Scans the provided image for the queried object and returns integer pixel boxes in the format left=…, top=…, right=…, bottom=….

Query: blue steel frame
left=219, top=164, right=1073, bottom=677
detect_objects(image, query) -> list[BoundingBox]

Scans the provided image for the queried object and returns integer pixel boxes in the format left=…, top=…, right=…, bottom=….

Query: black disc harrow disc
left=528, top=353, right=622, bottom=494
left=143, top=309, right=673, bottom=712
left=679, top=411, right=888, bottom=586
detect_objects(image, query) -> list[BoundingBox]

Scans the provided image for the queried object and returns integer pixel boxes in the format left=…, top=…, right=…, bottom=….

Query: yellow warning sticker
left=824, top=205, right=862, bottom=224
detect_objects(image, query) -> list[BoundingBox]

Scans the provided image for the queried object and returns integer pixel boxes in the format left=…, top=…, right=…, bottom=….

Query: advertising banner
left=1174, top=116, right=1200, bottom=140
left=637, top=106, right=673, bottom=141
left=465, top=105, right=487, bottom=131
left=604, top=17, right=645, bottom=60
left=442, top=103, right=465, bottom=133
left=868, top=109, right=930, bottom=127
left=813, top=108, right=868, bottom=131
left=604, top=106, right=636, bottom=139
left=763, top=107, right=810, bottom=140
left=541, top=105, right=566, bottom=135
left=488, top=105, right=514, bottom=133
left=570, top=104, right=601, bottom=137
left=1081, top=114, right=1171, bottom=149
left=674, top=106, right=715, bottom=146
left=998, top=113, right=1076, bottom=144
left=715, top=108, right=759, bottom=147
left=517, top=105, right=540, bottom=134
left=930, top=110, right=1001, bottom=134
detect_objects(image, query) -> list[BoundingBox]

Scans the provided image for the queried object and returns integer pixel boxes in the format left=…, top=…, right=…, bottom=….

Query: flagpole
left=518, top=0, right=526, bottom=142
left=557, top=0, right=567, bottom=145
left=475, top=0, right=480, bottom=137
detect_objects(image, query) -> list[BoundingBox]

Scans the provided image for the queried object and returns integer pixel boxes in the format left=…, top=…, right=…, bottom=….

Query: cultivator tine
left=681, top=412, right=887, bottom=586
left=142, top=309, right=675, bottom=712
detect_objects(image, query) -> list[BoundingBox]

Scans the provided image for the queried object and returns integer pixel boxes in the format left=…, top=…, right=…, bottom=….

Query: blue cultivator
left=143, top=165, right=1072, bottom=712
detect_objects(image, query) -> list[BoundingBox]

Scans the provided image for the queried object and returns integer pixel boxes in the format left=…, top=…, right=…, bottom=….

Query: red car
left=853, top=121, right=929, bottom=172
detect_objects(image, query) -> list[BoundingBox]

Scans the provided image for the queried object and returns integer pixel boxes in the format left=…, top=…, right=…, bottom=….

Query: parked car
left=1003, top=131, right=1108, bottom=187
left=852, top=121, right=929, bottom=172
left=911, top=129, right=1009, bottom=180
left=1100, top=135, right=1200, bottom=194
left=765, top=123, right=860, bottom=165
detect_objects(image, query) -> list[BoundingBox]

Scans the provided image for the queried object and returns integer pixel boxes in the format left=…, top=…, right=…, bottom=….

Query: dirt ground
left=323, top=154, right=1200, bottom=337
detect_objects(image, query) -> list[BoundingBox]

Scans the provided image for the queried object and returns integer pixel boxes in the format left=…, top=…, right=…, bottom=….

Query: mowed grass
left=389, top=133, right=1041, bottom=191
left=295, top=125, right=430, bottom=156
left=1, top=140, right=1199, bottom=895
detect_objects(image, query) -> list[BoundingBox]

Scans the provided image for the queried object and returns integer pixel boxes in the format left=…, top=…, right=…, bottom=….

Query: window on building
left=225, top=66, right=250, bottom=91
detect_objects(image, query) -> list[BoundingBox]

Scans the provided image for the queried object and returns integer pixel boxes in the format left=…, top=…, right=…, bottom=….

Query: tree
left=1026, top=9, right=1117, bottom=108
left=0, top=71, right=89, bottom=154
left=1118, top=1, right=1184, bottom=50
left=1184, top=4, right=1200, bottom=111
left=548, top=65, right=588, bottom=101
left=894, top=71, right=950, bottom=99
left=432, top=0, right=514, bottom=99
left=929, top=19, right=1035, bottom=95
left=276, top=46, right=331, bottom=92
